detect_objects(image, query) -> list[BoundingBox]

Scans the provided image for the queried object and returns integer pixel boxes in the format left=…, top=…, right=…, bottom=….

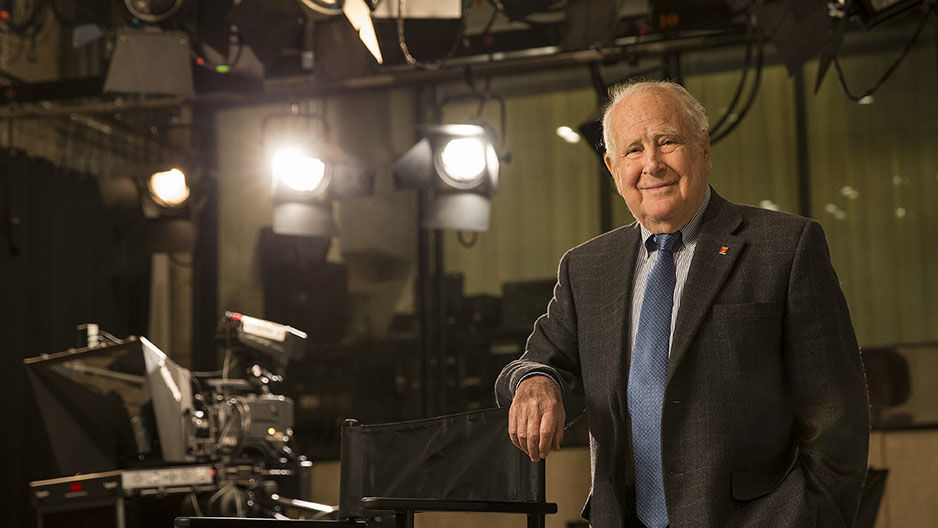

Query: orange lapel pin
left=719, top=246, right=729, bottom=255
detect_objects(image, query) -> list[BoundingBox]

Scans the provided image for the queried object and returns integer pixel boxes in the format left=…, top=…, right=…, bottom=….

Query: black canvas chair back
left=338, top=407, right=556, bottom=527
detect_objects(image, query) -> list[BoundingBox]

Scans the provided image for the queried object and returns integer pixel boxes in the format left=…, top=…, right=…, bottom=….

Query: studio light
left=393, top=124, right=499, bottom=232
left=124, top=0, right=187, bottom=24
left=269, top=143, right=374, bottom=237
left=437, top=137, right=488, bottom=186
left=300, top=0, right=343, bottom=15
left=97, top=172, right=197, bottom=254
left=148, top=168, right=190, bottom=209
left=103, top=28, right=195, bottom=98
left=341, top=0, right=383, bottom=64
left=272, top=148, right=328, bottom=196
left=854, top=0, right=923, bottom=27
left=140, top=165, right=196, bottom=255
left=298, top=0, right=384, bottom=63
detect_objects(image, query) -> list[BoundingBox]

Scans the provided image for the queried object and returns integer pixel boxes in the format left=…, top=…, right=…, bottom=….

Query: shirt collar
left=639, top=185, right=711, bottom=250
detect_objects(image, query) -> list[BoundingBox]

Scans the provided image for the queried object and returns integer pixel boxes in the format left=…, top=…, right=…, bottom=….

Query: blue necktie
left=629, top=232, right=681, bottom=528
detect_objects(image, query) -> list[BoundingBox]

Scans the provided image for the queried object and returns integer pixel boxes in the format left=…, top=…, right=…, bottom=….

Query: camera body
left=187, top=384, right=296, bottom=463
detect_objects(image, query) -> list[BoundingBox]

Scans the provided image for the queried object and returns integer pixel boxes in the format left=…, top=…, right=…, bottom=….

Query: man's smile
left=640, top=181, right=678, bottom=192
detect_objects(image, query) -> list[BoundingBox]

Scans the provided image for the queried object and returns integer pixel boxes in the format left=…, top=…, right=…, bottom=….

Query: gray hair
left=601, top=81, right=709, bottom=157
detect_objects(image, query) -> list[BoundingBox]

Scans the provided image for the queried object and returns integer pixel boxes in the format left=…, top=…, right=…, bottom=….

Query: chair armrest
left=360, top=497, right=557, bottom=515
left=174, top=518, right=367, bottom=528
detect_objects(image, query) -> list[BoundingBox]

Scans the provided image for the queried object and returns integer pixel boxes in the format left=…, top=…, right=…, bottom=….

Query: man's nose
left=641, top=148, right=664, bottom=174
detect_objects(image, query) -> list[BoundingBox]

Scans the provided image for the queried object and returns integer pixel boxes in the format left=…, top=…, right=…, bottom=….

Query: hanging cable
left=708, top=34, right=754, bottom=136
left=832, top=1, right=936, bottom=102
left=457, top=230, right=478, bottom=248
left=708, top=2, right=761, bottom=141
left=397, top=0, right=473, bottom=70
left=479, top=1, right=501, bottom=38
left=710, top=33, right=764, bottom=145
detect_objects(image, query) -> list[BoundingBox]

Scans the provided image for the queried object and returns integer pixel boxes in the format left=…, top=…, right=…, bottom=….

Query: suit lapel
left=667, top=194, right=744, bottom=382
left=584, top=223, right=641, bottom=432
left=606, top=222, right=641, bottom=492
left=615, top=224, right=642, bottom=370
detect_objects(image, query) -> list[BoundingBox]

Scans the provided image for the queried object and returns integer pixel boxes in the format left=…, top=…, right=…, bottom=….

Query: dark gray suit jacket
left=495, top=190, right=870, bottom=528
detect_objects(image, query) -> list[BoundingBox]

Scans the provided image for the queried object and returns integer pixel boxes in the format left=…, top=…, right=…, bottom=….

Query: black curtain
left=0, top=151, right=150, bottom=527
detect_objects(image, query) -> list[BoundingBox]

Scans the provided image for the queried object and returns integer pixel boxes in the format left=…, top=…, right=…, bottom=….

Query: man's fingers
left=509, top=400, right=536, bottom=458
left=508, top=376, right=565, bottom=461
left=551, top=422, right=563, bottom=452
left=526, top=410, right=542, bottom=461
left=538, top=413, right=555, bottom=459
left=508, top=404, right=520, bottom=449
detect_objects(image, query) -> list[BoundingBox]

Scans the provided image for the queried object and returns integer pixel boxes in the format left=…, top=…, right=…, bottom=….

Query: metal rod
left=266, top=30, right=749, bottom=98
left=0, top=30, right=749, bottom=120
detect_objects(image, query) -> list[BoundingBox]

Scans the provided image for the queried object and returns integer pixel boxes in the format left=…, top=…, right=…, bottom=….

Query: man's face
left=604, top=90, right=710, bottom=234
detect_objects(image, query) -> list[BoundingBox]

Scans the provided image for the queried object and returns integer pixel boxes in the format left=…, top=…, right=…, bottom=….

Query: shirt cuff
left=517, top=371, right=561, bottom=392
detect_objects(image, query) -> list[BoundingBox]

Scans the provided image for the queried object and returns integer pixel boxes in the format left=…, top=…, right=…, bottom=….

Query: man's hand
left=508, top=375, right=565, bottom=461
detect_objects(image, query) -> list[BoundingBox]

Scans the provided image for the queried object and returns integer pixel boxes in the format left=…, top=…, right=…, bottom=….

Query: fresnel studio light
left=267, top=117, right=374, bottom=237
left=146, top=167, right=190, bottom=212
left=393, top=124, right=499, bottom=232
left=104, top=0, right=195, bottom=98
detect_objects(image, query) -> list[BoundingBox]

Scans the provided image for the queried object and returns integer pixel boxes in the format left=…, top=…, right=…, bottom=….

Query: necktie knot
left=650, top=231, right=682, bottom=253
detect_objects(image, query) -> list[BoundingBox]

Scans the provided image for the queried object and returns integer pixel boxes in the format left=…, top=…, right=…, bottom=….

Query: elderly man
left=495, top=81, right=869, bottom=528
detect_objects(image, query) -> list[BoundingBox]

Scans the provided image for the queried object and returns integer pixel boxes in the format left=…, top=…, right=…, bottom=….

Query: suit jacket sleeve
left=785, top=220, right=869, bottom=526
left=494, top=250, right=587, bottom=423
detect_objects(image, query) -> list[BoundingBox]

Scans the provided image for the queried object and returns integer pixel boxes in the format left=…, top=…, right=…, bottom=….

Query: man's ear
left=604, top=153, right=622, bottom=195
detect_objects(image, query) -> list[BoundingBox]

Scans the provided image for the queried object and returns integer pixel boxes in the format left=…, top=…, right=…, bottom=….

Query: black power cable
left=711, top=34, right=764, bottom=145
left=708, top=2, right=765, bottom=144
left=832, top=1, right=937, bottom=102
left=397, top=0, right=474, bottom=70
left=708, top=32, right=754, bottom=136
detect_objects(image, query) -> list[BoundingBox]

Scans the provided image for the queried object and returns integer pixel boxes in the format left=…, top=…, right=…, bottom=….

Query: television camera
left=186, top=311, right=307, bottom=464
left=25, top=314, right=328, bottom=520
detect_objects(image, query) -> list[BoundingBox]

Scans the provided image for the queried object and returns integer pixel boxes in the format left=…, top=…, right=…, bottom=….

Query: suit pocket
left=711, top=301, right=784, bottom=352
left=731, top=448, right=800, bottom=500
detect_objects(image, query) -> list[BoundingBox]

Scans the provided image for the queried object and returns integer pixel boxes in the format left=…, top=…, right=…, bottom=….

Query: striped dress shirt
left=629, top=186, right=711, bottom=357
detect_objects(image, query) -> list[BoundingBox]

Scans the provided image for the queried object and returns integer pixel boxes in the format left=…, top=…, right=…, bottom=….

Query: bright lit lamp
left=98, top=168, right=197, bottom=253
left=148, top=168, right=190, bottom=209
left=436, top=137, right=488, bottom=187
left=393, top=124, right=499, bottom=232
left=273, top=148, right=329, bottom=195
left=270, top=143, right=374, bottom=237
